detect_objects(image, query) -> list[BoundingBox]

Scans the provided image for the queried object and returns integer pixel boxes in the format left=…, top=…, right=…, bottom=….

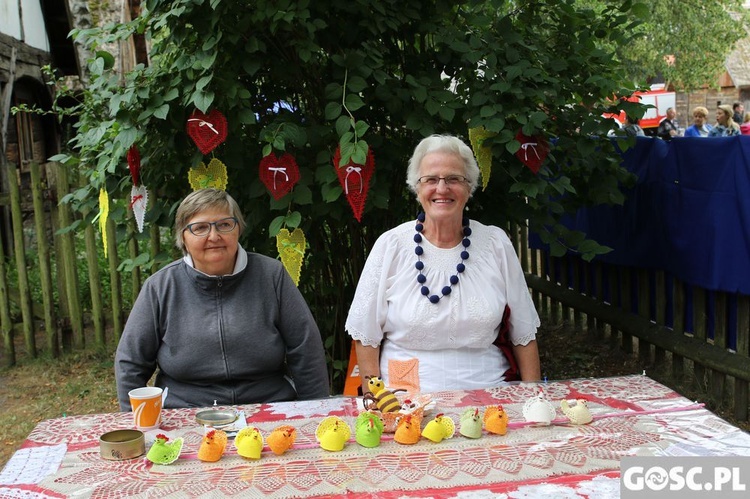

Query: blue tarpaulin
left=565, top=136, right=750, bottom=295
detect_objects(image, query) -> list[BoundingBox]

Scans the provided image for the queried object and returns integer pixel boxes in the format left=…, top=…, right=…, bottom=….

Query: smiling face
left=416, top=151, right=471, bottom=224
left=183, top=206, right=239, bottom=276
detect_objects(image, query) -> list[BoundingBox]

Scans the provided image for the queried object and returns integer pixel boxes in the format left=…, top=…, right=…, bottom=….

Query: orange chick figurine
left=197, top=429, right=228, bottom=462
left=394, top=415, right=421, bottom=445
left=234, top=426, right=264, bottom=459
left=316, top=416, right=351, bottom=451
left=422, top=413, right=455, bottom=443
left=483, top=405, right=509, bottom=435
left=267, top=425, right=296, bottom=455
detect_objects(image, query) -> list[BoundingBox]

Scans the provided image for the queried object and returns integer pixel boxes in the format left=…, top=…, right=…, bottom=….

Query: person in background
left=683, top=106, right=714, bottom=137
left=741, top=112, right=750, bottom=135
left=656, top=107, right=679, bottom=140
left=622, top=114, right=645, bottom=137
left=708, top=105, right=741, bottom=137
left=115, top=188, right=329, bottom=409
left=732, top=102, right=744, bottom=125
left=345, top=134, right=541, bottom=395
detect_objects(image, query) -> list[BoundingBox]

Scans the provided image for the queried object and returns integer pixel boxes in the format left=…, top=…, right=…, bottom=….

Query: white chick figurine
left=560, top=398, right=593, bottom=425
left=522, top=387, right=557, bottom=425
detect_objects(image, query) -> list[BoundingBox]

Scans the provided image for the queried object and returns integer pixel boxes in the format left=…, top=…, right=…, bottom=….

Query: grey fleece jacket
left=115, top=251, right=330, bottom=409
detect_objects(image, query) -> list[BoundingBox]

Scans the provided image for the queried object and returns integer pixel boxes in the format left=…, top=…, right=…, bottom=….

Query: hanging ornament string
left=414, top=212, right=471, bottom=303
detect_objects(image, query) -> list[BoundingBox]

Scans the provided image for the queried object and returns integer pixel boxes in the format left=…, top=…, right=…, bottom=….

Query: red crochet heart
left=259, top=153, right=301, bottom=200
left=514, top=130, right=548, bottom=174
left=186, top=110, right=228, bottom=155
left=334, top=145, right=375, bottom=222
left=127, top=145, right=141, bottom=185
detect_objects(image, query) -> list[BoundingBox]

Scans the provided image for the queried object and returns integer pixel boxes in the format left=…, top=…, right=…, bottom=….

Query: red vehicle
left=605, top=84, right=676, bottom=134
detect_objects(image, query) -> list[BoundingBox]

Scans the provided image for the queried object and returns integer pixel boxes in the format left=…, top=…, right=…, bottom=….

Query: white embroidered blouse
left=345, top=219, right=540, bottom=393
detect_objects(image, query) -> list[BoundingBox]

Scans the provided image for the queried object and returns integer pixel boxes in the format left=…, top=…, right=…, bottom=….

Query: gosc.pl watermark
left=621, top=456, right=750, bottom=498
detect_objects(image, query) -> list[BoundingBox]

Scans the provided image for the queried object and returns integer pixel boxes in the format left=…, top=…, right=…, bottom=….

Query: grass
left=0, top=351, right=119, bottom=468
left=1, top=317, right=748, bottom=470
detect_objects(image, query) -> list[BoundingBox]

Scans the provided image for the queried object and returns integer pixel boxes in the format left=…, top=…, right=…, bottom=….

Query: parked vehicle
left=605, top=84, right=676, bottom=136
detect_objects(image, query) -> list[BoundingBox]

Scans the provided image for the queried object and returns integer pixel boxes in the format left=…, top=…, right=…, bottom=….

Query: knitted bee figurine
left=362, top=376, right=405, bottom=413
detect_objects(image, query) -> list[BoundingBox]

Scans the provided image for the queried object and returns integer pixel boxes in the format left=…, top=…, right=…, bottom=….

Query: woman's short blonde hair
left=692, top=106, right=709, bottom=118
left=743, top=112, right=750, bottom=124
left=174, top=188, right=246, bottom=255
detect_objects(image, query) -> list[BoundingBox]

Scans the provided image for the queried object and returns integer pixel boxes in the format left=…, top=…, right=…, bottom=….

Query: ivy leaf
left=324, top=102, right=342, bottom=120
left=269, top=216, right=285, bottom=237
left=285, top=211, right=302, bottom=228
left=152, top=104, right=169, bottom=120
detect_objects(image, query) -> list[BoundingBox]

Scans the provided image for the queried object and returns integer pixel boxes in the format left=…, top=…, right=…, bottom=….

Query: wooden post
left=0, top=218, right=14, bottom=366
left=653, top=271, right=666, bottom=366
left=56, top=163, right=84, bottom=349
left=672, top=278, right=685, bottom=380
left=621, top=269, right=633, bottom=354
left=29, top=162, right=58, bottom=357
left=735, top=295, right=749, bottom=421
left=82, top=203, right=105, bottom=349
left=107, top=216, right=123, bottom=341
left=519, top=224, right=529, bottom=273
left=127, top=219, right=141, bottom=301
left=637, top=269, right=651, bottom=365
left=712, top=292, right=727, bottom=404
left=693, top=287, right=707, bottom=389
left=7, top=162, right=35, bottom=357
left=149, top=223, right=161, bottom=274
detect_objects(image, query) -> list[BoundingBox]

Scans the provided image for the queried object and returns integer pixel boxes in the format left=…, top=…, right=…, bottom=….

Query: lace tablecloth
left=2, top=375, right=749, bottom=498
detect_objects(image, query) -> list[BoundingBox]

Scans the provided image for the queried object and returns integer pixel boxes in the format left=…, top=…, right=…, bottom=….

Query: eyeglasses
left=417, top=175, right=468, bottom=187
left=183, top=217, right=238, bottom=237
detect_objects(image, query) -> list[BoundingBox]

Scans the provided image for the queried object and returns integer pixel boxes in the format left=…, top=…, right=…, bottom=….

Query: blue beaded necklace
left=414, top=212, right=471, bottom=303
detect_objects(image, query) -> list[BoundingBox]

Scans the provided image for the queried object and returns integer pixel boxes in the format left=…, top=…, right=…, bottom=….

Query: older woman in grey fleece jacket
left=115, top=189, right=329, bottom=409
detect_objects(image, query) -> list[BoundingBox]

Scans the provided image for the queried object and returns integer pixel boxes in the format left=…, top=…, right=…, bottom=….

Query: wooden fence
left=509, top=224, right=750, bottom=422
left=2, top=161, right=750, bottom=422
left=0, top=160, right=162, bottom=366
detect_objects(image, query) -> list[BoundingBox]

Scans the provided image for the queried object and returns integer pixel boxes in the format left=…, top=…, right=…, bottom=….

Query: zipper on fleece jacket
left=216, top=276, right=233, bottom=383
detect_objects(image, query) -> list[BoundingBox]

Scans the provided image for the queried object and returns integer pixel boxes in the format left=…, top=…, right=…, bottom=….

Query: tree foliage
left=609, top=0, right=749, bottom=90
left=53, top=0, right=648, bottom=389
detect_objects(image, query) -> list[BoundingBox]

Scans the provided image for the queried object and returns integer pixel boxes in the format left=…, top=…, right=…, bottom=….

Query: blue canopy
left=562, top=136, right=750, bottom=295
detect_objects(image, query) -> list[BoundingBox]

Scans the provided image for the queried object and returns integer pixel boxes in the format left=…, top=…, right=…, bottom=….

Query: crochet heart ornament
left=334, top=145, right=375, bottom=222
left=276, top=228, right=306, bottom=286
left=127, top=145, right=141, bottom=185
left=188, top=158, right=228, bottom=191
left=514, top=130, right=548, bottom=174
left=130, top=185, right=148, bottom=233
left=259, top=153, right=300, bottom=200
left=469, top=127, right=496, bottom=190
left=186, top=110, right=228, bottom=155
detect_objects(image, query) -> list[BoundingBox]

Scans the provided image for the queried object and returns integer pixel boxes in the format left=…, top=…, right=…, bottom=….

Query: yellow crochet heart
left=469, top=126, right=495, bottom=191
left=188, top=158, right=228, bottom=191
left=276, top=228, right=306, bottom=286
left=98, top=188, right=109, bottom=257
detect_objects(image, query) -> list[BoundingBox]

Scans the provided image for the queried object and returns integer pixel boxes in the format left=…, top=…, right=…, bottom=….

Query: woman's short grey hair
left=174, top=188, right=246, bottom=255
left=406, top=134, right=480, bottom=195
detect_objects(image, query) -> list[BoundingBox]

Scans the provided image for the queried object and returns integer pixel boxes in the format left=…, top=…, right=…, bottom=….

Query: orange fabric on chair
left=343, top=342, right=362, bottom=396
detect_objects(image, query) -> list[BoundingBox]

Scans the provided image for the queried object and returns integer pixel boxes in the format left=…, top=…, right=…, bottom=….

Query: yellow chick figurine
left=459, top=408, right=483, bottom=439
left=316, top=416, right=351, bottom=452
left=197, top=429, right=228, bottom=462
left=421, top=413, right=455, bottom=443
left=267, top=425, right=296, bottom=455
left=235, top=426, right=264, bottom=459
left=394, top=415, right=421, bottom=445
left=560, top=398, right=593, bottom=425
left=483, top=405, right=509, bottom=435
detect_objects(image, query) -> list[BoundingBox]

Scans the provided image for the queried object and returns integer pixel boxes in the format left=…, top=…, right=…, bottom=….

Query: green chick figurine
left=146, top=433, right=183, bottom=465
left=459, top=408, right=483, bottom=439
left=355, top=411, right=384, bottom=448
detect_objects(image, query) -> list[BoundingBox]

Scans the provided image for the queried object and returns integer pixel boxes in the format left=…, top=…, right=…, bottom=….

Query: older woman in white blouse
left=345, top=135, right=541, bottom=394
